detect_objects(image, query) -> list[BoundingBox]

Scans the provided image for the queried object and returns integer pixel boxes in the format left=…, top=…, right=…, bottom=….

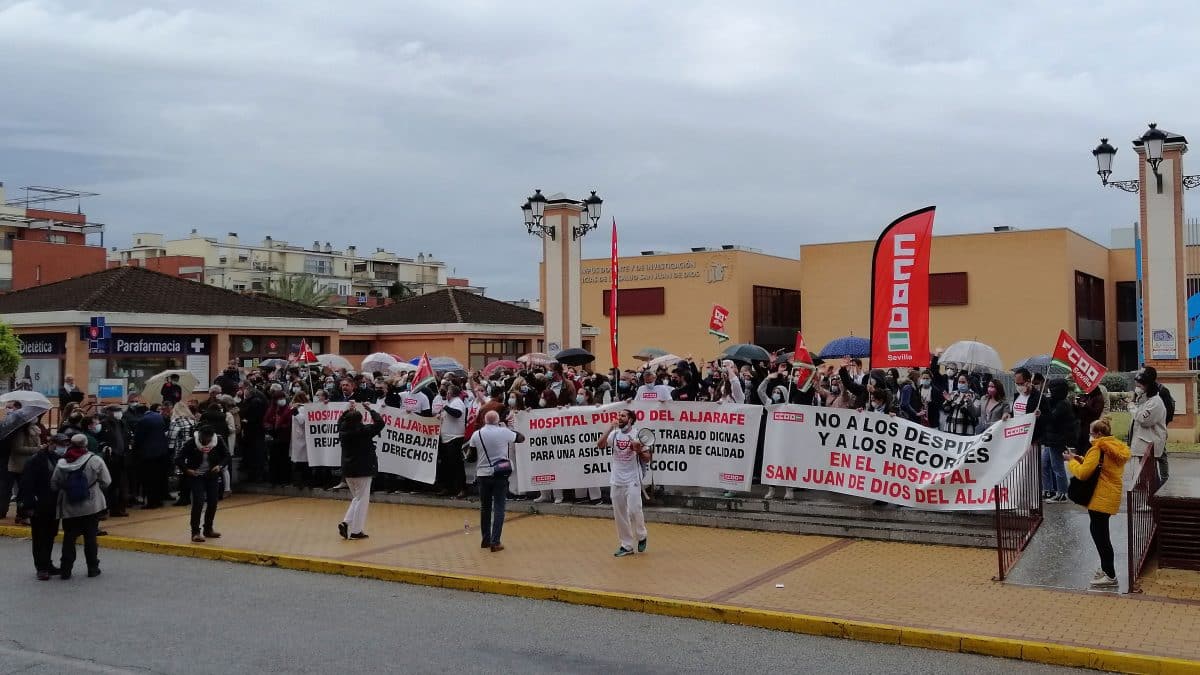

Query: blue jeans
left=478, top=475, right=508, bottom=546
left=1041, top=445, right=1068, bottom=494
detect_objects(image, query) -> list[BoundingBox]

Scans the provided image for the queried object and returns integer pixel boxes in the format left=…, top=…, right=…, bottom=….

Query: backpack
left=1160, top=386, right=1176, bottom=424
left=64, top=457, right=95, bottom=504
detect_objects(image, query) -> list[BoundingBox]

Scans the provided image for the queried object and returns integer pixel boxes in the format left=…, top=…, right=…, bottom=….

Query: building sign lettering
left=582, top=259, right=729, bottom=285
left=99, top=334, right=211, bottom=356
left=17, top=333, right=65, bottom=356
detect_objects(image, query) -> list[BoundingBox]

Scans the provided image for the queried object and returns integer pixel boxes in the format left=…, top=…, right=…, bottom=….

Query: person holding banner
left=597, top=409, right=651, bottom=557
left=467, top=411, right=523, bottom=553
left=337, top=403, right=384, bottom=540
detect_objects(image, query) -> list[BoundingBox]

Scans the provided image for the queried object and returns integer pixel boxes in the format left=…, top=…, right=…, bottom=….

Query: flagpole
left=610, top=217, right=620, bottom=390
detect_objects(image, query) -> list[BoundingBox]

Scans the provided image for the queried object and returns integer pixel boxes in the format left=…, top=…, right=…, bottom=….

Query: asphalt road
left=0, top=539, right=1083, bottom=674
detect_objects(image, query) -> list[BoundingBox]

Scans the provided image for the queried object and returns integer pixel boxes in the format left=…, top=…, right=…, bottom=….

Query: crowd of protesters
left=0, top=349, right=1173, bottom=578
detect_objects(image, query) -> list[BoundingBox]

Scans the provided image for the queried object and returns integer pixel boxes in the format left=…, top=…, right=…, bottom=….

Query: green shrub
left=1100, top=373, right=1129, bottom=392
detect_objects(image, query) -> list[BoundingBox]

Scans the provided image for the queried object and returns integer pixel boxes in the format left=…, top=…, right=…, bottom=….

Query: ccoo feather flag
left=791, top=332, right=817, bottom=392
left=870, top=206, right=935, bottom=367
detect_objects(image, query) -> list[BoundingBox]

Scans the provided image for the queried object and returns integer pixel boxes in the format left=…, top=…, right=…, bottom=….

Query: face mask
left=90, top=424, right=102, bottom=434
left=618, top=381, right=630, bottom=391
left=325, top=385, right=335, bottom=393
left=507, top=397, right=517, bottom=407
left=1088, top=435, right=1098, bottom=443
left=53, top=445, right=67, bottom=457
left=575, top=394, right=587, bottom=405
left=919, top=379, right=930, bottom=387
left=291, top=386, right=301, bottom=393
left=772, top=393, right=784, bottom=403
left=1135, top=385, right=1145, bottom=395
left=276, top=399, right=287, bottom=407
left=112, top=412, right=123, bottom=420
left=235, top=396, right=243, bottom=403
left=520, top=386, right=530, bottom=394
left=957, top=384, right=970, bottom=393
left=830, top=385, right=841, bottom=394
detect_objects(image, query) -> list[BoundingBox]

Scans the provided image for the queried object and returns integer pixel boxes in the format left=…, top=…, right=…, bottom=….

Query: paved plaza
left=3, top=494, right=1198, bottom=672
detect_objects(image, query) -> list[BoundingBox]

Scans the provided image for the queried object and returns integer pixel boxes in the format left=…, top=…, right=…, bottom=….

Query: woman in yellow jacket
left=1064, top=417, right=1130, bottom=589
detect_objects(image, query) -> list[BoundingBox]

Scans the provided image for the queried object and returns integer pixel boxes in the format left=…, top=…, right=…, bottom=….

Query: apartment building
left=0, top=182, right=106, bottom=291
left=109, top=230, right=478, bottom=311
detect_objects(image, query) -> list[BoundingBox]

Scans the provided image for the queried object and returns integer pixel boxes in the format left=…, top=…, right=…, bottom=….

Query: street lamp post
left=522, top=188, right=604, bottom=357
left=1090, top=122, right=1199, bottom=440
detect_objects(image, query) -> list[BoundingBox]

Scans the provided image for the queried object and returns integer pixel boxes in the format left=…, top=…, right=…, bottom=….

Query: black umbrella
left=721, top=343, right=771, bottom=364
left=555, top=347, right=595, bottom=366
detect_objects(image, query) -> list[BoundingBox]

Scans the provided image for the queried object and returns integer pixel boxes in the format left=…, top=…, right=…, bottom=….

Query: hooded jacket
left=1067, top=435, right=1131, bottom=515
left=1130, top=389, right=1167, bottom=458
left=1039, top=380, right=1077, bottom=448
left=50, top=449, right=112, bottom=519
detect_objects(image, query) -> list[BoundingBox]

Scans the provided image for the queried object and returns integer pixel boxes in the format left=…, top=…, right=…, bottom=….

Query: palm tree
left=389, top=281, right=417, bottom=300
left=262, top=274, right=330, bottom=307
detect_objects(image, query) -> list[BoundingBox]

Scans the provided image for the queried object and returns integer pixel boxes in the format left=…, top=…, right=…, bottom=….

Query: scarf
left=64, top=446, right=88, bottom=462
left=193, top=432, right=217, bottom=453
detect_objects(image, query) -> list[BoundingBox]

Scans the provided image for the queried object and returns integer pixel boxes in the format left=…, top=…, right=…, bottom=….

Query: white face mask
left=276, top=399, right=287, bottom=407
left=112, top=412, right=123, bottom=420
left=1135, top=385, right=1145, bottom=395
left=507, top=397, right=517, bottom=407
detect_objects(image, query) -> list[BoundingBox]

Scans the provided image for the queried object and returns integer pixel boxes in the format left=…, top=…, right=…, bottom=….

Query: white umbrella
left=940, top=340, right=1004, bottom=374
left=0, top=391, right=51, bottom=410
left=646, top=353, right=683, bottom=369
left=141, top=369, right=200, bottom=405
left=518, top=352, right=556, bottom=367
left=388, top=362, right=418, bottom=375
left=361, top=352, right=399, bottom=374
left=317, top=354, right=354, bottom=371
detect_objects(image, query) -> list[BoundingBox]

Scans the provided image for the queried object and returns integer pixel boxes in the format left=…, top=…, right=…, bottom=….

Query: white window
left=232, top=283, right=247, bottom=292
left=48, top=234, right=67, bottom=244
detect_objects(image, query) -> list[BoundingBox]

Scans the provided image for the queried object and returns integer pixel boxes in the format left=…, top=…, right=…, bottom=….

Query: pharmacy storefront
left=89, top=333, right=213, bottom=398
left=1, top=332, right=68, bottom=397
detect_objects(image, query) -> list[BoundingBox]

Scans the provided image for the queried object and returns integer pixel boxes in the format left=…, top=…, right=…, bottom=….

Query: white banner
left=302, top=402, right=351, bottom=467
left=633, top=401, right=761, bottom=491
left=375, top=405, right=439, bottom=484
left=761, top=405, right=1036, bottom=510
left=513, top=403, right=623, bottom=493
left=513, top=402, right=761, bottom=492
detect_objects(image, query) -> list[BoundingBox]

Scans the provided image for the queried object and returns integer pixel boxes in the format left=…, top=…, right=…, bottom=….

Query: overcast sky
left=2, top=0, right=1198, bottom=300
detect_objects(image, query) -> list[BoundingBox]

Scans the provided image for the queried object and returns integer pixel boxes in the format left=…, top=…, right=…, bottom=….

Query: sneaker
left=36, top=571, right=50, bottom=581
left=338, top=522, right=349, bottom=540
left=553, top=498, right=564, bottom=504
left=722, top=491, right=735, bottom=498
left=1090, top=568, right=1108, bottom=583
left=1051, top=493, right=1069, bottom=503
left=203, top=531, right=221, bottom=539
left=764, top=488, right=776, bottom=500
left=614, top=547, right=635, bottom=557
left=192, top=534, right=205, bottom=543
left=589, top=499, right=603, bottom=506
left=637, top=538, right=647, bottom=553
left=1090, top=574, right=1118, bottom=588
left=87, top=568, right=101, bottom=578
left=350, top=532, right=369, bottom=540
left=784, top=488, right=795, bottom=501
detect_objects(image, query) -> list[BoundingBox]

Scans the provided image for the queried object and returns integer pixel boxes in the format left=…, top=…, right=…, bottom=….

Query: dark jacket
left=18, top=448, right=60, bottom=518
left=175, top=434, right=231, bottom=474
left=838, top=367, right=867, bottom=410
left=239, top=389, right=268, bottom=428
left=99, top=417, right=128, bottom=457
left=339, top=409, right=384, bottom=478
left=134, top=411, right=170, bottom=460
left=1040, top=381, right=1077, bottom=448
left=200, top=406, right=230, bottom=438
left=160, top=382, right=183, bottom=406
left=898, top=382, right=921, bottom=422
left=214, top=371, right=241, bottom=397
left=58, top=386, right=85, bottom=409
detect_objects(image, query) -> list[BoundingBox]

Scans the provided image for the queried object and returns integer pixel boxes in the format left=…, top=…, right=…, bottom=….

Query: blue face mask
left=957, top=384, right=970, bottom=393
left=618, top=381, right=630, bottom=391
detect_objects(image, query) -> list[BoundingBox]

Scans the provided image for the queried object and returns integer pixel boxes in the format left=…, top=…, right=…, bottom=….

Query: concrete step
left=238, top=484, right=997, bottom=548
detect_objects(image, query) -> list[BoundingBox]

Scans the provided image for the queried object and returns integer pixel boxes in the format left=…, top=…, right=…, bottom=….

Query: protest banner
left=513, top=402, right=624, bottom=493
left=514, top=401, right=761, bottom=492
left=1051, top=329, right=1107, bottom=392
left=303, top=402, right=351, bottom=467
left=634, top=401, right=761, bottom=491
left=761, top=405, right=1035, bottom=510
left=374, top=405, right=440, bottom=484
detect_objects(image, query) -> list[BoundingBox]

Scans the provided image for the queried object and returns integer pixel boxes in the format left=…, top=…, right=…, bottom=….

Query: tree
left=0, top=322, right=21, bottom=378
left=262, top=274, right=330, bottom=307
left=389, top=281, right=416, bottom=300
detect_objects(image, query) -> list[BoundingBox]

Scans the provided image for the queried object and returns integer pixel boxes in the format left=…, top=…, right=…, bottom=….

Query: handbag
left=477, top=432, right=512, bottom=479
left=1067, top=449, right=1104, bottom=506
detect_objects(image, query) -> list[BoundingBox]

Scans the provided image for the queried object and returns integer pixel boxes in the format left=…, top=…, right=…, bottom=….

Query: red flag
left=1051, top=330, right=1107, bottom=392
left=609, top=218, right=619, bottom=370
left=708, top=305, right=730, bottom=343
left=870, top=206, right=935, bottom=367
left=297, top=339, right=318, bottom=364
left=791, top=332, right=816, bottom=392
left=413, top=352, right=436, bottom=391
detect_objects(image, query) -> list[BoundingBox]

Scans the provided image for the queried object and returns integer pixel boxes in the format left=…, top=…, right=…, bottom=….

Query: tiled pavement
left=7, top=494, right=1200, bottom=664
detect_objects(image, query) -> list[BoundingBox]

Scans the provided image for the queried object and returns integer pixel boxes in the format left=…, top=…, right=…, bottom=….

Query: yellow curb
left=1, top=525, right=1196, bottom=674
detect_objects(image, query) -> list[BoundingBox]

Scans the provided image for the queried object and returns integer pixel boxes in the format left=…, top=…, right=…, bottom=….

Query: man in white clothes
left=596, top=409, right=652, bottom=557
left=635, top=371, right=673, bottom=402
